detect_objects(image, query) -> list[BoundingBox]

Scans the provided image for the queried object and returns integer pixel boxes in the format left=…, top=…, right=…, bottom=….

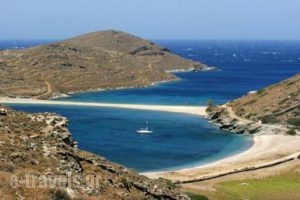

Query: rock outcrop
left=0, top=104, right=189, bottom=199
left=206, top=107, right=262, bottom=134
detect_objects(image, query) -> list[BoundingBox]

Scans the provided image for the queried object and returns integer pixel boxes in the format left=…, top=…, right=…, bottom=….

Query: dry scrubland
left=229, top=74, right=300, bottom=127
left=0, top=104, right=190, bottom=199
left=0, top=30, right=207, bottom=99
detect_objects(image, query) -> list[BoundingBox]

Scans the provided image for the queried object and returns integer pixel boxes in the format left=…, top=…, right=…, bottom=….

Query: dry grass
left=0, top=30, right=205, bottom=98
left=229, top=73, right=300, bottom=124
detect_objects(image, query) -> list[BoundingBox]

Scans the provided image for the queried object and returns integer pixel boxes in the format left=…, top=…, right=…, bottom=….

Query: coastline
left=142, top=134, right=300, bottom=182
left=141, top=105, right=300, bottom=182
left=51, top=79, right=180, bottom=100
left=1, top=97, right=299, bottom=183
left=140, top=134, right=253, bottom=174
left=50, top=67, right=215, bottom=100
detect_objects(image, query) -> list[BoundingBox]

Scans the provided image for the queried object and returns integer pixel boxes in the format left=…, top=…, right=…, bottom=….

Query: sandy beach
left=0, top=97, right=207, bottom=116
left=143, top=134, right=300, bottom=182
left=1, top=97, right=300, bottom=183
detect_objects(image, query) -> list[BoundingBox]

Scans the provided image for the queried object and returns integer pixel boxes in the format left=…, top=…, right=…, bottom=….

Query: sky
left=1, top=0, right=300, bottom=40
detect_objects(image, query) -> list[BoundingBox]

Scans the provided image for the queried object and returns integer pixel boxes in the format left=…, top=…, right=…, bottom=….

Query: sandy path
left=34, top=81, right=52, bottom=99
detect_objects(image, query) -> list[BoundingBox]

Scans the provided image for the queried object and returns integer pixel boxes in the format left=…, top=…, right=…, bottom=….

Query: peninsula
left=0, top=30, right=209, bottom=99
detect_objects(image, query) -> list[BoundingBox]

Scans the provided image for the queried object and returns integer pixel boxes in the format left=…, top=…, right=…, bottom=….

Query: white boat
left=136, top=122, right=153, bottom=134
left=136, top=127, right=153, bottom=134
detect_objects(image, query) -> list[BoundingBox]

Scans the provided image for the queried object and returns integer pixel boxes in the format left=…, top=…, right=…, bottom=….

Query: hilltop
left=0, top=104, right=189, bottom=199
left=0, top=30, right=208, bottom=99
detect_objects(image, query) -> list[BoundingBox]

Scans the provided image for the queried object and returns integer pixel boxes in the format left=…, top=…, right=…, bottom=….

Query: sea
left=1, top=40, right=299, bottom=172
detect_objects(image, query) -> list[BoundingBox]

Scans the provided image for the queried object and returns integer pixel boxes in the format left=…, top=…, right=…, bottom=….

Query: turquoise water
left=3, top=40, right=300, bottom=172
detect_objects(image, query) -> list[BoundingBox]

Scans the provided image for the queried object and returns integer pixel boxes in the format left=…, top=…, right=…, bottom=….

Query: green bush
left=286, top=80, right=296, bottom=86
left=287, top=118, right=300, bottom=127
left=166, top=180, right=178, bottom=189
left=206, top=99, right=214, bottom=107
left=243, top=99, right=257, bottom=106
left=186, top=192, right=209, bottom=200
left=278, top=98, right=288, bottom=105
left=206, top=99, right=214, bottom=112
left=272, top=109, right=281, bottom=114
left=259, top=115, right=280, bottom=124
left=286, top=129, right=297, bottom=136
left=257, top=89, right=266, bottom=95
left=237, top=108, right=245, bottom=116
left=121, top=178, right=131, bottom=190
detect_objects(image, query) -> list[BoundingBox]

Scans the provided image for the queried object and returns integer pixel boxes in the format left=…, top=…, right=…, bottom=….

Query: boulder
left=0, top=108, right=8, bottom=116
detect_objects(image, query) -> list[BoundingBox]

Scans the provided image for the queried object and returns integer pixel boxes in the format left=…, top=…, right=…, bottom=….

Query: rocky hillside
left=0, top=104, right=189, bottom=199
left=229, top=74, right=300, bottom=127
left=0, top=30, right=208, bottom=99
left=205, top=74, right=300, bottom=135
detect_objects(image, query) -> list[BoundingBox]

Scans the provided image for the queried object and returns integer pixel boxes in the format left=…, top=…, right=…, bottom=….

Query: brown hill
left=0, top=30, right=208, bottom=99
left=228, top=73, right=300, bottom=126
left=0, top=104, right=189, bottom=199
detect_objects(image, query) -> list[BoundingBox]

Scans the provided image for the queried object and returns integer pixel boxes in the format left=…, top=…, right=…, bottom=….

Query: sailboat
left=136, top=121, right=153, bottom=134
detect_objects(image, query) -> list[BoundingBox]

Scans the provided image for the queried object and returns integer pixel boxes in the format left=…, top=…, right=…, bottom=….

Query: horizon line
left=1, top=38, right=300, bottom=42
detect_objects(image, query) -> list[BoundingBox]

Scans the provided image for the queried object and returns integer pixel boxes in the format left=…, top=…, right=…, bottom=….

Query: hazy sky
left=1, top=0, right=299, bottom=40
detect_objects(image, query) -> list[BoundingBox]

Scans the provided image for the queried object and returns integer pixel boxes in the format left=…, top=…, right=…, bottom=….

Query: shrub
left=286, top=129, right=297, bottom=136
left=237, top=108, right=245, bottom=116
left=206, top=99, right=214, bottom=112
left=292, top=111, right=300, bottom=116
left=278, top=98, right=288, bottom=105
left=290, top=92, right=298, bottom=98
left=257, top=89, right=266, bottom=95
left=287, top=118, right=300, bottom=127
left=121, top=178, right=131, bottom=191
left=166, top=180, right=178, bottom=189
left=51, top=188, right=73, bottom=200
left=206, top=106, right=213, bottom=112
left=272, top=109, right=281, bottom=114
left=287, top=81, right=296, bottom=86
left=243, top=99, right=257, bottom=106
left=259, top=115, right=280, bottom=124
left=206, top=99, right=214, bottom=107
left=186, top=192, right=209, bottom=200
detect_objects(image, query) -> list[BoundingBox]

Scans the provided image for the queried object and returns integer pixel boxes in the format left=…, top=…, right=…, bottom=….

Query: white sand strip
left=0, top=97, right=207, bottom=116
left=142, top=134, right=300, bottom=181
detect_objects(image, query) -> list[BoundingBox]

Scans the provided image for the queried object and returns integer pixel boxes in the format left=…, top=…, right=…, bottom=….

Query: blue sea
left=1, top=40, right=299, bottom=172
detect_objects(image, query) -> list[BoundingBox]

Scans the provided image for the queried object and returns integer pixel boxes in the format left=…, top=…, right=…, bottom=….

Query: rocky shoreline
left=206, top=106, right=262, bottom=134
left=0, top=104, right=189, bottom=199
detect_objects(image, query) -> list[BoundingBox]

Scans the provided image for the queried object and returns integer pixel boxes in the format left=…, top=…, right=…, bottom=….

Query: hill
left=0, top=104, right=189, bottom=199
left=206, top=74, right=300, bottom=135
left=0, top=30, right=208, bottom=99
left=229, top=73, right=300, bottom=127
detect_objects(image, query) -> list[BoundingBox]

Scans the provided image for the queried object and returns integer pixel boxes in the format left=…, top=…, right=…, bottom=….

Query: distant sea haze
left=4, top=40, right=300, bottom=172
